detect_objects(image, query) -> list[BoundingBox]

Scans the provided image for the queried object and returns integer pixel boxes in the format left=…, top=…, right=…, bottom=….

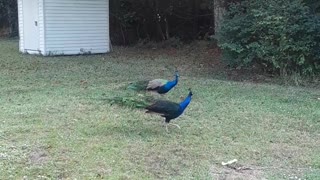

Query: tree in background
left=212, top=0, right=226, bottom=34
left=217, top=0, right=320, bottom=76
left=110, top=0, right=215, bottom=45
left=1, top=0, right=216, bottom=42
left=304, top=0, right=320, bottom=15
left=0, top=0, right=18, bottom=37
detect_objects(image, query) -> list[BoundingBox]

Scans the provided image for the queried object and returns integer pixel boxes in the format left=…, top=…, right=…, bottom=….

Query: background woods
left=1, top=0, right=319, bottom=44
left=0, top=0, right=319, bottom=77
left=0, top=0, right=18, bottom=37
left=109, top=0, right=241, bottom=45
left=110, top=0, right=217, bottom=45
left=0, top=0, right=234, bottom=43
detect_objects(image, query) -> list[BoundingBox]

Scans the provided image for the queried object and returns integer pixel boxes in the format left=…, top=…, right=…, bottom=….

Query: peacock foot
left=164, top=123, right=181, bottom=132
left=170, top=123, right=181, bottom=129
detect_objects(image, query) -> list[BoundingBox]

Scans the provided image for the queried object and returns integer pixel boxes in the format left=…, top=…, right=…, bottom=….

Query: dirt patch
left=143, top=152, right=186, bottom=178
left=210, top=164, right=266, bottom=180
left=210, top=161, right=316, bottom=180
left=269, top=143, right=305, bottom=161
left=29, top=148, right=50, bottom=165
left=127, top=144, right=190, bottom=179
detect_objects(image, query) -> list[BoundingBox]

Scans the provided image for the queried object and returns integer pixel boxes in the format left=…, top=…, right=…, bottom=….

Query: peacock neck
left=179, top=95, right=192, bottom=111
left=166, top=75, right=178, bottom=89
left=172, top=74, right=179, bottom=86
left=174, top=73, right=179, bottom=83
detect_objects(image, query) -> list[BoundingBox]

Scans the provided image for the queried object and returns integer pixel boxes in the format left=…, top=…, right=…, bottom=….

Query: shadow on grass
left=80, top=117, right=172, bottom=140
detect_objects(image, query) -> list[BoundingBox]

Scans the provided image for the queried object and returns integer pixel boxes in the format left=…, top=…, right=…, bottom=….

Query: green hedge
left=217, top=0, right=320, bottom=76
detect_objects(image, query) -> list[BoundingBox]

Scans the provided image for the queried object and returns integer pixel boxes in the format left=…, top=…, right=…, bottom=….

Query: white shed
left=17, top=0, right=110, bottom=56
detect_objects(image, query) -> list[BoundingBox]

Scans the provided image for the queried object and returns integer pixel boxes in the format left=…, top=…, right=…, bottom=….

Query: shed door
left=23, top=0, right=39, bottom=51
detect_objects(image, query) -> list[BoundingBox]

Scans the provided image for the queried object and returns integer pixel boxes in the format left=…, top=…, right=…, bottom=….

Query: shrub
left=217, top=0, right=320, bottom=76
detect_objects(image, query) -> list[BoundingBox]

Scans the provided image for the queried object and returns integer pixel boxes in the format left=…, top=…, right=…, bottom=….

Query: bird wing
left=147, top=79, right=168, bottom=90
left=127, top=80, right=149, bottom=91
left=146, top=100, right=180, bottom=117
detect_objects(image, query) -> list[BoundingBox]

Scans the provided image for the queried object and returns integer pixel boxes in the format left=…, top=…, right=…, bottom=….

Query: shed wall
left=39, top=0, right=45, bottom=53
left=18, top=0, right=24, bottom=52
left=44, top=0, right=109, bottom=55
left=18, top=0, right=43, bottom=54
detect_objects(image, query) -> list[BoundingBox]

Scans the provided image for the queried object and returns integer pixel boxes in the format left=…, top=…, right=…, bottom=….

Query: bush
left=0, top=0, right=18, bottom=37
left=217, top=0, right=320, bottom=76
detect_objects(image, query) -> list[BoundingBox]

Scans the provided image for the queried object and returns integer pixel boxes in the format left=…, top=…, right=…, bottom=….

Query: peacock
left=145, top=89, right=193, bottom=132
left=127, top=70, right=179, bottom=95
left=108, top=89, right=193, bottom=132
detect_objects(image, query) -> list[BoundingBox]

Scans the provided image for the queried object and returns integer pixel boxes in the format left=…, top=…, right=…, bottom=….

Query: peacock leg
left=163, top=119, right=169, bottom=132
left=169, top=123, right=180, bottom=129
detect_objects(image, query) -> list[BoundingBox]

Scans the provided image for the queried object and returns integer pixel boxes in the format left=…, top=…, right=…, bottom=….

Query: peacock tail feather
left=126, top=80, right=149, bottom=91
left=109, top=92, right=156, bottom=109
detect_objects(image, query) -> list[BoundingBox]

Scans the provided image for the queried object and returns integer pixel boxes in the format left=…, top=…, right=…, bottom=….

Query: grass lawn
left=0, top=39, right=319, bottom=179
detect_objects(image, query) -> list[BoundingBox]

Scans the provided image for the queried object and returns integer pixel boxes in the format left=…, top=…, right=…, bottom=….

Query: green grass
left=0, top=39, right=319, bottom=179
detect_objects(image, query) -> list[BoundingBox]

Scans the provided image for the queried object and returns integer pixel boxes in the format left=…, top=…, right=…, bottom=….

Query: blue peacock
left=109, top=89, right=193, bottom=132
left=109, top=69, right=193, bottom=132
left=127, top=70, right=179, bottom=94
left=145, top=89, right=193, bottom=132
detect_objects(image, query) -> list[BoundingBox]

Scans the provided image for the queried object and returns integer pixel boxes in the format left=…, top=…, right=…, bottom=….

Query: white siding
left=38, top=0, right=45, bottom=54
left=106, top=0, right=110, bottom=51
left=44, top=0, right=109, bottom=55
left=17, top=0, right=24, bottom=52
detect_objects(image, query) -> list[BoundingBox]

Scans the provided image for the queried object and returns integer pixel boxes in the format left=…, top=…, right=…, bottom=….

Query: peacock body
left=145, top=89, right=193, bottom=131
left=127, top=71, right=179, bottom=94
left=109, top=89, right=192, bottom=132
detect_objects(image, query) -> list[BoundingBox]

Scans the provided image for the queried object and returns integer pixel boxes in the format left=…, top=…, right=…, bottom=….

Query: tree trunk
left=213, top=0, right=226, bottom=34
left=164, top=16, right=169, bottom=40
left=192, top=0, right=199, bottom=39
left=154, top=0, right=165, bottom=41
left=6, top=1, right=18, bottom=37
left=156, top=20, right=165, bottom=41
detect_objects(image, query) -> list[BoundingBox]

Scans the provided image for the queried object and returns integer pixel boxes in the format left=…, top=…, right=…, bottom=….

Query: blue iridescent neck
left=179, top=93, right=192, bottom=111
left=174, top=72, right=179, bottom=83
left=165, top=73, right=179, bottom=89
left=172, top=72, right=179, bottom=85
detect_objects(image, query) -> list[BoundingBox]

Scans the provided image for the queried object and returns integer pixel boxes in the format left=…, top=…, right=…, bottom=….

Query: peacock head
left=174, top=67, right=179, bottom=77
left=188, top=88, right=193, bottom=96
left=175, top=71, right=179, bottom=77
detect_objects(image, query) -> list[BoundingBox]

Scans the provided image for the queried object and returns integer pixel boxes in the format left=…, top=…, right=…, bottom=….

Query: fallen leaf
left=222, top=159, right=238, bottom=166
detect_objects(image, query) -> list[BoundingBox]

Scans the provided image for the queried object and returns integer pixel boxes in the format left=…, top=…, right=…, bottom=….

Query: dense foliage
left=304, top=0, right=320, bottom=15
left=110, top=0, right=215, bottom=44
left=217, top=0, right=320, bottom=76
left=0, top=0, right=18, bottom=37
